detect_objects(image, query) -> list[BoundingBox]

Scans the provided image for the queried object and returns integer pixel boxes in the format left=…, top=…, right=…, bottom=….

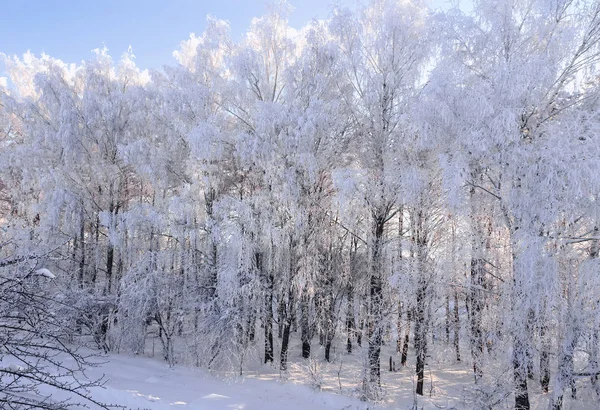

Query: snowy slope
left=48, top=353, right=379, bottom=410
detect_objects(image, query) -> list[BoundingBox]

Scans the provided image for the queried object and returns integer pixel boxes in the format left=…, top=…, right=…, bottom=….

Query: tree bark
left=279, top=291, right=294, bottom=371
left=415, top=283, right=427, bottom=396
left=470, top=257, right=485, bottom=382
left=260, top=251, right=274, bottom=364
left=397, top=301, right=403, bottom=353
left=367, top=214, right=385, bottom=389
left=512, top=252, right=530, bottom=410
left=445, top=294, right=450, bottom=344
left=346, top=284, right=355, bottom=354
left=414, top=209, right=429, bottom=397
left=301, top=290, right=311, bottom=359
left=401, top=309, right=411, bottom=366
left=78, top=212, right=85, bottom=289
left=454, top=290, right=461, bottom=362
left=540, top=321, right=550, bottom=393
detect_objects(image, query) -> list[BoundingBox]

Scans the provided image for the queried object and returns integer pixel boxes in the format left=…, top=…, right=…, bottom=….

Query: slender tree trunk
left=91, top=215, right=100, bottom=287
left=415, top=282, right=427, bottom=396
left=280, top=291, right=294, bottom=371
left=592, top=327, right=600, bottom=398
left=397, top=209, right=404, bottom=355
left=346, top=285, right=355, bottom=354
left=470, top=257, right=485, bottom=382
left=367, top=214, right=385, bottom=390
left=78, top=211, right=85, bottom=289
left=106, top=243, right=114, bottom=295
left=589, top=227, right=599, bottom=397
left=260, top=251, right=274, bottom=364
left=277, top=296, right=285, bottom=339
left=454, top=290, right=461, bottom=362
left=397, top=301, right=403, bottom=353
left=540, top=320, right=550, bottom=393
left=205, top=188, right=218, bottom=301
left=301, top=290, right=311, bottom=359
left=413, top=209, right=429, bottom=397
left=401, top=309, right=411, bottom=366
left=357, top=317, right=364, bottom=347
left=512, top=251, right=530, bottom=410
left=322, top=247, right=335, bottom=363
left=324, top=303, right=334, bottom=362
left=445, top=294, right=450, bottom=344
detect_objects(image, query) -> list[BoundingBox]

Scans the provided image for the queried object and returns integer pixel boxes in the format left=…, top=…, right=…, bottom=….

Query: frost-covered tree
left=2, top=0, right=600, bottom=408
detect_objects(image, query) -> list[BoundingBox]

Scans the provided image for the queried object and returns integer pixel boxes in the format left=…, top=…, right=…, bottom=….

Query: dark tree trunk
left=367, top=215, right=385, bottom=388
left=397, top=301, right=403, bottom=353
left=325, top=343, right=332, bottom=362
left=205, top=188, right=218, bottom=301
left=470, top=257, right=485, bottom=382
left=300, top=291, right=311, bottom=359
left=280, top=320, right=291, bottom=371
left=104, top=201, right=117, bottom=296
left=357, top=317, right=363, bottom=347
left=209, top=243, right=218, bottom=299
left=260, top=251, right=274, bottom=364
left=322, top=277, right=335, bottom=362
left=302, top=341, right=311, bottom=359
left=397, top=211, right=404, bottom=355
left=401, top=309, right=411, bottom=366
left=280, top=292, right=294, bottom=371
left=78, top=214, right=85, bottom=289
left=453, top=290, right=461, bottom=362
left=116, top=247, right=124, bottom=290
left=277, top=297, right=285, bottom=339
left=291, top=305, right=298, bottom=334
left=540, top=348, right=550, bottom=393
left=540, top=317, right=550, bottom=393
left=445, top=295, right=450, bottom=344
left=511, top=236, right=530, bottom=410
left=589, top=227, right=599, bottom=397
left=415, top=285, right=427, bottom=396
left=106, top=243, right=114, bottom=295
left=592, top=327, right=600, bottom=398
left=247, top=313, right=256, bottom=343
left=91, top=215, right=100, bottom=286
left=346, top=285, right=355, bottom=354
left=413, top=209, right=429, bottom=397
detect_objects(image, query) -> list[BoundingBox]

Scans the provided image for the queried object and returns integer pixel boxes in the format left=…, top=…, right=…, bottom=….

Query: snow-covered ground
left=76, top=347, right=598, bottom=410
left=5, top=338, right=598, bottom=409
left=46, top=352, right=379, bottom=410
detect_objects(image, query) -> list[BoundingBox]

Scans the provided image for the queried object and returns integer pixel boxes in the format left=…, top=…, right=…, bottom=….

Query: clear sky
left=0, top=0, right=458, bottom=75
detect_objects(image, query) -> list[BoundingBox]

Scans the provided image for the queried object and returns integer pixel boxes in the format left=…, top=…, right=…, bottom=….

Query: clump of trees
left=1, top=0, right=600, bottom=409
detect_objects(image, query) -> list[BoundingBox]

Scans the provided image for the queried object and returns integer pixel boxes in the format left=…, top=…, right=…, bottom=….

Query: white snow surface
left=35, top=268, right=56, bottom=279
left=50, top=353, right=379, bottom=410
left=6, top=346, right=599, bottom=409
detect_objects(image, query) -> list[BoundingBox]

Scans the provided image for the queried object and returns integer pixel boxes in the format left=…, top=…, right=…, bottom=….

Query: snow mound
left=35, top=268, right=56, bottom=279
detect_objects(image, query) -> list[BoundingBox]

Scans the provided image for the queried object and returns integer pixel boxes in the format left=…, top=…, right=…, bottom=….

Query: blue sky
left=0, top=0, right=457, bottom=75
